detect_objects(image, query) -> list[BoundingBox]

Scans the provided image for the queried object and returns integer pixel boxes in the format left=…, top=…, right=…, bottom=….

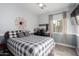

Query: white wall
left=67, top=13, right=74, bottom=34
left=38, top=13, right=49, bottom=24
left=0, top=4, right=38, bottom=34
left=77, top=26, right=79, bottom=34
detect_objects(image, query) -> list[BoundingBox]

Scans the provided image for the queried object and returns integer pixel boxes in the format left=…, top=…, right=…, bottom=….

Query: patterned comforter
left=7, top=35, right=55, bottom=56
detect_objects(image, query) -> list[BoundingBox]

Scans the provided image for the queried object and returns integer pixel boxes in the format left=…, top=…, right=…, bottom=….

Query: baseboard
left=56, top=43, right=76, bottom=48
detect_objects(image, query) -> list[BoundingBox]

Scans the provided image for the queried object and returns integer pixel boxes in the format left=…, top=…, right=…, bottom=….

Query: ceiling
left=0, top=3, right=76, bottom=15
left=22, top=3, right=75, bottom=15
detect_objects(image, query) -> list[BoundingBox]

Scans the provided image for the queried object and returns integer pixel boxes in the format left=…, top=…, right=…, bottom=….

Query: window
left=49, top=12, right=66, bottom=34
left=53, top=19, right=62, bottom=32
left=52, top=14, right=63, bottom=32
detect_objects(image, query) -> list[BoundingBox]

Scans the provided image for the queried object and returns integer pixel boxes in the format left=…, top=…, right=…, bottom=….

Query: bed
left=5, top=30, right=55, bottom=56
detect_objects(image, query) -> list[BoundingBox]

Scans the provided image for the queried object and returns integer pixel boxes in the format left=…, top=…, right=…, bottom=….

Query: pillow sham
left=9, top=31, right=18, bottom=38
left=23, top=31, right=30, bottom=36
left=17, top=32, right=25, bottom=38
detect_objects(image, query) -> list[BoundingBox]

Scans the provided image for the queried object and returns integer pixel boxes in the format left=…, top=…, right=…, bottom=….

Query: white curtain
left=62, top=12, right=67, bottom=34
left=48, top=15, right=53, bottom=37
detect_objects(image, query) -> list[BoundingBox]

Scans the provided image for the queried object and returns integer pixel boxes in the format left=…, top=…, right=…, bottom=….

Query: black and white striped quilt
left=7, top=35, right=55, bottom=56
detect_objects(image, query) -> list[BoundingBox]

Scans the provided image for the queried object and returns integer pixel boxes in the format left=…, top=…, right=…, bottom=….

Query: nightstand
left=0, top=36, right=9, bottom=56
left=0, top=43, right=6, bottom=49
left=0, top=36, right=7, bottom=50
left=0, top=43, right=14, bottom=56
left=0, top=43, right=7, bottom=53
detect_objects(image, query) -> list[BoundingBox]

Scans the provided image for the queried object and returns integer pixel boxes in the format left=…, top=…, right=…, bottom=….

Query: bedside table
left=0, top=43, right=7, bottom=53
left=0, top=43, right=6, bottom=49
left=0, top=43, right=12, bottom=56
left=0, top=43, right=14, bottom=56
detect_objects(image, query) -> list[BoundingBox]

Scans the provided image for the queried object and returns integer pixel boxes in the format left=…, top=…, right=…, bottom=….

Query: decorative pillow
left=8, top=30, right=22, bottom=38
left=6, top=30, right=31, bottom=38
left=9, top=31, right=18, bottom=38
left=17, top=32, right=25, bottom=38
left=4, top=31, right=9, bottom=39
left=23, top=31, right=30, bottom=36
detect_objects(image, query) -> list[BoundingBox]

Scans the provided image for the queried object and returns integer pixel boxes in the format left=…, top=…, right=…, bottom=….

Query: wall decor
left=15, top=17, right=26, bottom=30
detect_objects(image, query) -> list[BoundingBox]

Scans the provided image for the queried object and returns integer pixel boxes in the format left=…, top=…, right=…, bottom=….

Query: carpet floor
left=53, top=44, right=77, bottom=56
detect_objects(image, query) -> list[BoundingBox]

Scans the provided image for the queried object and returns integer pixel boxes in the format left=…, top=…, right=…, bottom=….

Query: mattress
left=7, top=35, right=55, bottom=56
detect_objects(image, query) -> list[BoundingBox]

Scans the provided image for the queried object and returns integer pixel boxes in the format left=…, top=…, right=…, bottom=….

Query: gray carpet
left=54, top=44, right=77, bottom=56
left=0, top=48, right=13, bottom=56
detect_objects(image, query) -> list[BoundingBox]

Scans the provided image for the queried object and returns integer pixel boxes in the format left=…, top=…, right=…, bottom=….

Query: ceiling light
left=37, top=3, right=46, bottom=9
left=38, top=3, right=43, bottom=7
